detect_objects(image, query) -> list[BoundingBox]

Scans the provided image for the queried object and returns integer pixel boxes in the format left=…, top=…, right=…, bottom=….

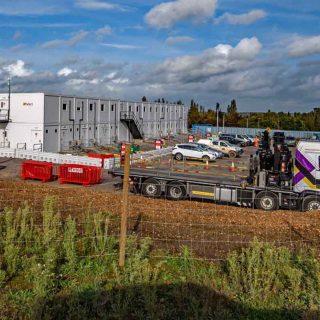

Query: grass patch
left=0, top=198, right=319, bottom=319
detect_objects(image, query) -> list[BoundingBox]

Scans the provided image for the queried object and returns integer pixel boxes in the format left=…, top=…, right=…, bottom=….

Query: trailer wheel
left=166, top=182, right=186, bottom=200
left=302, top=196, right=320, bottom=212
left=174, top=153, right=183, bottom=161
left=228, top=151, right=237, bottom=158
left=142, top=178, right=162, bottom=198
left=255, top=191, right=279, bottom=211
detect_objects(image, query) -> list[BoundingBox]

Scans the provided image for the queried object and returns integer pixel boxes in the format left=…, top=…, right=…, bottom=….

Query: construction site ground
left=0, top=143, right=319, bottom=260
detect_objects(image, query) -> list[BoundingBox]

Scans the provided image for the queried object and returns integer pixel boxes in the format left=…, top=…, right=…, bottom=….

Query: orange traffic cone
left=229, top=161, right=235, bottom=172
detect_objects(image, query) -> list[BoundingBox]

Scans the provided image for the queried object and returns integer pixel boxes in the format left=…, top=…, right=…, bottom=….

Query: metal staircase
left=120, top=111, right=144, bottom=139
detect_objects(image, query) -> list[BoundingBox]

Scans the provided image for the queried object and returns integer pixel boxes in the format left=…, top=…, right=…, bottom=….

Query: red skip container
left=21, top=160, right=55, bottom=183
left=59, top=164, right=103, bottom=186
left=88, top=153, right=114, bottom=167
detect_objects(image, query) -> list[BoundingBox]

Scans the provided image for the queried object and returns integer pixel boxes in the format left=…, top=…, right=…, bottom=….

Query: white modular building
left=0, top=93, right=188, bottom=152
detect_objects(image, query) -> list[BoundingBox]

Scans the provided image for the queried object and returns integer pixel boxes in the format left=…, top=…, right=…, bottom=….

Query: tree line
left=188, top=99, right=320, bottom=132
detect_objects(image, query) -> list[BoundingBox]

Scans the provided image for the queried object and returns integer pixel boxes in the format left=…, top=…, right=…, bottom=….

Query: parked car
left=219, top=135, right=246, bottom=147
left=194, top=143, right=224, bottom=159
left=198, top=139, right=243, bottom=158
left=172, top=144, right=217, bottom=161
left=241, top=134, right=254, bottom=145
left=285, top=136, right=296, bottom=147
left=220, top=133, right=250, bottom=146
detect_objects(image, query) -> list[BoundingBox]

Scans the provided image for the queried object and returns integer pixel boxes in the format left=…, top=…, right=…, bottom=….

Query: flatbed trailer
left=111, top=140, right=320, bottom=212
left=111, top=167, right=315, bottom=211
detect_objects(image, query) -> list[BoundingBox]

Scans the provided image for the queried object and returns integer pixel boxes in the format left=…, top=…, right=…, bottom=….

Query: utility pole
left=119, top=143, right=131, bottom=267
left=247, top=116, right=249, bottom=128
left=222, top=113, right=225, bottom=133
left=216, top=103, right=220, bottom=133
left=7, top=78, right=11, bottom=121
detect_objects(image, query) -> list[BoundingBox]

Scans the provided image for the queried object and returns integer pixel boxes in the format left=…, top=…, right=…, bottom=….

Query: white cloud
left=288, top=35, right=320, bottom=57
left=10, top=44, right=26, bottom=52
left=13, top=31, right=22, bottom=40
left=57, top=67, right=75, bottom=77
left=41, top=31, right=89, bottom=49
left=96, top=26, right=112, bottom=38
left=215, top=10, right=267, bottom=25
left=154, top=37, right=262, bottom=83
left=102, top=43, right=144, bottom=49
left=69, top=31, right=89, bottom=46
left=166, top=36, right=194, bottom=45
left=4, top=60, right=33, bottom=77
left=112, top=78, right=129, bottom=84
left=145, top=0, right=217, bottom=29
left=41, top=39, right=66, bottom=49
left=0, top=0, right=62, bottom=16
left=75, top=0, right=122, bottom=10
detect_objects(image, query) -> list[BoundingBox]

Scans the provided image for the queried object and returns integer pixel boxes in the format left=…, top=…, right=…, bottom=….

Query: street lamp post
left=216, top=102, right=220, bottom=133
left=7, top=78, right=11, bottom=121
left=222, top=113, right=225, bottom=133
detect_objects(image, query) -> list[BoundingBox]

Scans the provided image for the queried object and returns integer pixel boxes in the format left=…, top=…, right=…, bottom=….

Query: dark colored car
left=285, top=136, right=296, bottom=147
left=219, top=136, right=246, bottom=147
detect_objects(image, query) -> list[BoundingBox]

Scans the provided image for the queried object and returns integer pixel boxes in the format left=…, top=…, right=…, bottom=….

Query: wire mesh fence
left=0, top=180, right=319, bottom=263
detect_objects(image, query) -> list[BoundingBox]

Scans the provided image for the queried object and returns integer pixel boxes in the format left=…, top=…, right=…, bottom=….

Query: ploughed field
left=0, top=180, right=319, bottom=260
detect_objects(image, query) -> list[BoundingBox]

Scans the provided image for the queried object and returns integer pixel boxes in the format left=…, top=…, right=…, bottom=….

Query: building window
left=45, top=129, right=48, bottom=134
left=101, top=104, right=104, bottom=111
left=111, top=104, right=114, bottom=112
left=55, top=129, right=58, bottom=133
left=156, top=108, right=157, bottom=112
left=70, top=128, right=72, bottom=132
left=136, top=106, right=139, bottom=112
left=89, top=127, right=91, bottom=131
left=150, top=107, right=152, bottom=112
left=96, top=127, right=98, bottom=130
left=77, top=128, right=79, bottom=132
left=162, top=107, right=164, bottom=113
left=90, top=104, right=93, bottom=111
left=129, top=105, right=132, bottom=112
left=63, top=103, right=67, bottom=111
left=143, top=107, right=146, bottom=112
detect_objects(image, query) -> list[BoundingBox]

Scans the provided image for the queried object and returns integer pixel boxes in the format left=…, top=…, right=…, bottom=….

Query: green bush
left=0, top=200, right=319, bottom=320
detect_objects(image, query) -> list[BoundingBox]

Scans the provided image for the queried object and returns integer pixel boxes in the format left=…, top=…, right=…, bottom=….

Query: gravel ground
left=0, top=180, right=319, bottom=260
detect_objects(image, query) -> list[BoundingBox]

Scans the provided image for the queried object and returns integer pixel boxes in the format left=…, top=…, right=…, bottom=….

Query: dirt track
left=1, top=180, right=320, bottom=260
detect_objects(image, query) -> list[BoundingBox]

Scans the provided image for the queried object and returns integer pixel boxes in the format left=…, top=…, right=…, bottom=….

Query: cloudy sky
left=0, top=0, right=320, bottom=111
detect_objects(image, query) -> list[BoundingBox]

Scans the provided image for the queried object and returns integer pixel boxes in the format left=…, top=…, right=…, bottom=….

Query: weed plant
left=0, top=198, right=319, bottom=319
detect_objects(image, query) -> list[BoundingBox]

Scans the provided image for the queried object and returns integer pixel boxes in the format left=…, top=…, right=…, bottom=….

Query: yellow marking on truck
left=191, top=191, right=214, bottom=197
left=303, top=177, right=317, bottom=189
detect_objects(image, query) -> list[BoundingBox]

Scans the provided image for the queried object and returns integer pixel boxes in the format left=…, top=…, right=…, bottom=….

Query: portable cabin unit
left=0, top=93, right=188, bottom=152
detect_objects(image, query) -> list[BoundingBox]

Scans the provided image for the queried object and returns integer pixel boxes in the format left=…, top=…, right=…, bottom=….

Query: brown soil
left=1, top=180, right=319, bottom=260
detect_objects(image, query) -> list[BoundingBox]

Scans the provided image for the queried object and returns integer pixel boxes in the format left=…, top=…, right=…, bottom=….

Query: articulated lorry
left=111, top=131, right=320, bottom=211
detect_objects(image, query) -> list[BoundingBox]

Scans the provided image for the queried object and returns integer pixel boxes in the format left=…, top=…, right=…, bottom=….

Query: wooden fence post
left=119, top=143, right=131, bottom=267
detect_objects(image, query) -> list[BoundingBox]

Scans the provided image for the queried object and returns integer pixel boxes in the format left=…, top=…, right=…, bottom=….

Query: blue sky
left=0, top=0, right=320, bottom=111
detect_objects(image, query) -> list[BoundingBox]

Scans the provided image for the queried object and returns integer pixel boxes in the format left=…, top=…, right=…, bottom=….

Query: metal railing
left=192, top=125, right=320, bottom=139
left=120, top=111, right=144, bottom=138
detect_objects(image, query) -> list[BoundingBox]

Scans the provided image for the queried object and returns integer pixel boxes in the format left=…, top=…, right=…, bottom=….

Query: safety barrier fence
left=0, top=146, right=174, bottom=170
